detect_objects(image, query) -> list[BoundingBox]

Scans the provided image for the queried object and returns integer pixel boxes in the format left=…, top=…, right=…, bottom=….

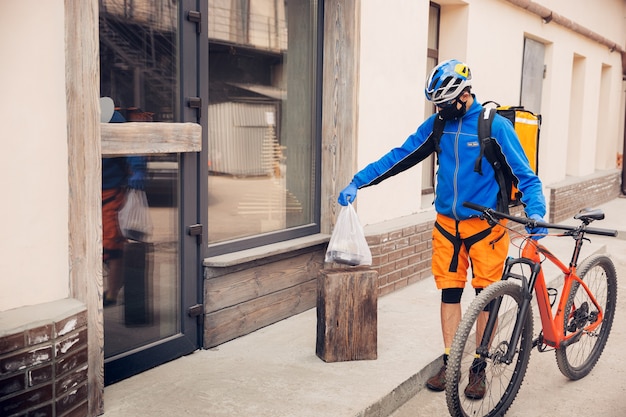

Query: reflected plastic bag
left=325, top=203, right=372, bottom=266
left=118, top=189, right=153, bottom=242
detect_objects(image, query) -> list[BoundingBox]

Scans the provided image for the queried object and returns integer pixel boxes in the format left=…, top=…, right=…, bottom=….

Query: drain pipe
left=623, top=74, right=626, bottom=195
left=504, top=0, right=626, bottom=195
left=623, top=54, right=626, bottom=195
left=504, top=0, right=624, bottom=54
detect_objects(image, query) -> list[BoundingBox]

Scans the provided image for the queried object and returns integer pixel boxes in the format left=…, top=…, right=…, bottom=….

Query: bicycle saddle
left=574, top=208, right=605, bottom=222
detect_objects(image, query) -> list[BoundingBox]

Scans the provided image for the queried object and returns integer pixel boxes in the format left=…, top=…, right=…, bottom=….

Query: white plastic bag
left=118, top=189, right=153, bottom=242
left=325, top=203, right=372, bottom=266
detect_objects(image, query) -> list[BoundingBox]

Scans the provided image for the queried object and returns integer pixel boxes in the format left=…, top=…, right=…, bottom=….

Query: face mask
left=438, top=97, right=467, bottom=121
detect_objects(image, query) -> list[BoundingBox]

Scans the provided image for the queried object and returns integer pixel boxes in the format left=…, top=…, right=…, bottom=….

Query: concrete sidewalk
left=102, top=197, right=626, bottom=417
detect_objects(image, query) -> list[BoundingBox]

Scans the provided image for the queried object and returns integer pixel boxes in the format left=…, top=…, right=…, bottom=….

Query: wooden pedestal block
left=316, top=268, right=378, bottom=362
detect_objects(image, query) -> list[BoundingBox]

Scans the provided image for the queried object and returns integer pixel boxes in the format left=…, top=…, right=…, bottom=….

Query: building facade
left=1, top=0, right=624, bottom=415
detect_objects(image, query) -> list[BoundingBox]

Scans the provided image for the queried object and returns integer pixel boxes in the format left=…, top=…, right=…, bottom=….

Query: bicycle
left=445, top=201, right=619, bottom=417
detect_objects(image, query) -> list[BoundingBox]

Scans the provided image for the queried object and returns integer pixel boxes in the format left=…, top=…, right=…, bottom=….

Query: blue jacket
left=351, top=97, right=546, bottom=220
left=102, top=110, right=147, bottom=190
left=102, top=156, right=146, bottom=190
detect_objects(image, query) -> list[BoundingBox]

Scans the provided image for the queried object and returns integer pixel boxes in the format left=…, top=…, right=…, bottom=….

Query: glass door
left=99, top=0, right=206, bottom=385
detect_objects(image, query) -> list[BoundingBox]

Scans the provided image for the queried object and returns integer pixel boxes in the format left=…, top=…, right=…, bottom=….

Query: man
left=101, top=98, right=147, bottom=307
left=337, top=59, right=547, bottom=399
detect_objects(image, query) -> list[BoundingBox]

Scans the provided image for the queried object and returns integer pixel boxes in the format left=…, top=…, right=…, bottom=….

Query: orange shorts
left=102, top=188, right=126, bottom=262
left=432, top=213, right=509, bottom=290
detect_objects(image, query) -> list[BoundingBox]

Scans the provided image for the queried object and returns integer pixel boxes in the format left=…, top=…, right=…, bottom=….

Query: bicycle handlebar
left=462, top=201, right=618, bottom=237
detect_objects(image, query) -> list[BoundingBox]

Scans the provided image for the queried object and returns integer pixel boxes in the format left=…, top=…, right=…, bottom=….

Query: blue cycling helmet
left=425, top=59, right=472, bottom=105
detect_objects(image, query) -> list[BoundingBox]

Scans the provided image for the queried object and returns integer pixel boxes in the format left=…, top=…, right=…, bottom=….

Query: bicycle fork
left=476, top=257, right=541, bottom=365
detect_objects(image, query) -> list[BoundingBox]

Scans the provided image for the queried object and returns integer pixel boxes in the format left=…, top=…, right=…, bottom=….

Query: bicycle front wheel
left=556, top=254, right=617, bottom=380
left=446, top=280, right=533, bottom=417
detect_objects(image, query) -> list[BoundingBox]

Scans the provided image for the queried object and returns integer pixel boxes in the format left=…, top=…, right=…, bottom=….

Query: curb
left=358, top=358, right=442, bottom=417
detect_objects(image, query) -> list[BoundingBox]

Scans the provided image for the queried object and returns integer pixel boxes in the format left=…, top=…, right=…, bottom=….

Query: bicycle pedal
left=532, top=334, right=542, bottom=348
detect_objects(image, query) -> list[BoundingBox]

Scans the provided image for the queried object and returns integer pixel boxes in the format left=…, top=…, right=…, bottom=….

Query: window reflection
left=208, top=0, right=318, bottom=245
left=100, top=0, right=181, bottom=359
left=100, top=0, right=177, bottom=121
left=102, top=150, right=181, bottom=358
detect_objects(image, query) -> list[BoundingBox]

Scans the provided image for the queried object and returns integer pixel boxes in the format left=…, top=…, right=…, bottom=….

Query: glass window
left=100, top=0, right=178, bottom=121
left=207, top=0, right=321, bottom=253
left=99, top=0, right=181, bottom=359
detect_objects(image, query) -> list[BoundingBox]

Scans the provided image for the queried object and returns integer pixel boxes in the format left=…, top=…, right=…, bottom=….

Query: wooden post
left=316, top=268, right=378, bottom=362
left=65, top=1, right=103, bottom=414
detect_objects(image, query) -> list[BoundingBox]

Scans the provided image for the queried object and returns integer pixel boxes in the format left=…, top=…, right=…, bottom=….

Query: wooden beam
left=321, top=0, right=361, bottom=234
left=204, top=280, right=317, bottom=348
left=205, top=250, right=323, bottom=312
left=101, top=122, right=202, bottom=156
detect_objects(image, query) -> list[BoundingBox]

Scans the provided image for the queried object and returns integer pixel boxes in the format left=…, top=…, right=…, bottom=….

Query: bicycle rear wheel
left=446, top=280, right=533, bottom=417
left=556, top=254, right=617, bottom=380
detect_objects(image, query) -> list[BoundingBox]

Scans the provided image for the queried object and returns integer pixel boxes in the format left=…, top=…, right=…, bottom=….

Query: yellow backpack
left=479, top=102, right=541, bottom=211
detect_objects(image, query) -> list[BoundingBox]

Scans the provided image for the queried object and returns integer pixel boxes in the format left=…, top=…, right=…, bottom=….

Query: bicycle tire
left=446, top=280, right=533, bottom=417
left=555, top=254, right=617, bottom=380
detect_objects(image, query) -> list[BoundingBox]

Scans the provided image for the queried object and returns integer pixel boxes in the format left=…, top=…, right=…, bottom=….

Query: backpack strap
left=474, top=108, right=496, bottom=175
left=478, top=108, right=512, bottom=214
left=431, top=114, right=445, bottom=155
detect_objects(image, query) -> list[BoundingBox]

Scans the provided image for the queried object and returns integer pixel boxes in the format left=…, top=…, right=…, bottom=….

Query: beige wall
left=354, top=0, right=625, bottom=226
left=0, top=0, right=69, bottom=311
left=356, top=0, right=430, bottom=224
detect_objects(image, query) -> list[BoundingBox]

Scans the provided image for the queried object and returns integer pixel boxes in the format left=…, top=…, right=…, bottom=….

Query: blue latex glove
left=526, top=213, right=548, bottom=240
left=338, top=182, right=358, bottom=206
left=128, top=171, right=145, bottom=190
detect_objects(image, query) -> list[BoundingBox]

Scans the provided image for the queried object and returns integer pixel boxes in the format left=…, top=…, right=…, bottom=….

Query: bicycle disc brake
left=490, top=341, right=513, bottom=374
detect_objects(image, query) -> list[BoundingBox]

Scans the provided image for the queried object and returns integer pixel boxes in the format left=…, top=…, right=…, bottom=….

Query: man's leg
left=426, top=288, right=464, bottom=391
left=464, top=219, right=509, bottom=400
left=102, top=188, right=126, bottom=306
left=105, top=257, right=124, bottom=305
left=442, top=301, right=462, bottom=348
left=428, top=215, right=471, bottom=391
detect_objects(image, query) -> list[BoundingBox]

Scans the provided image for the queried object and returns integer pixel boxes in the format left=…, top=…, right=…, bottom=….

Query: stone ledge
left=0, top=299, right=85, bottom=338
left=0, top=299, right=88, bottom=417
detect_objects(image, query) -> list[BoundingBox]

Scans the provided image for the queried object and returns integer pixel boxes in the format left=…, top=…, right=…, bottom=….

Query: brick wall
left=0, top=300, right=88, bottom=417
left=365, top=216, right=435, bottom=296
left=548, top=170, right=621, bottom=222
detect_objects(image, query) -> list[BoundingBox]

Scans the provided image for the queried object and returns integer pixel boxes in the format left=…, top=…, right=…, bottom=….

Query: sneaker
left=464, top=368, right=486, bottom=399
left=426, top=364, right=447, bottom=392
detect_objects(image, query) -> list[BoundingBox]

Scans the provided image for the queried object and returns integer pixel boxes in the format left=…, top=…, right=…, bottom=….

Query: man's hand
left=338, top=182, right=358, bottom=206
left=526, top=213, right=548, bottom=240
left=128, top=171, right=145, bottom=190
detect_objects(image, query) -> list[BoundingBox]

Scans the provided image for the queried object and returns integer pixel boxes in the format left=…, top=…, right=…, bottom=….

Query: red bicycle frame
left=521, top=239, right=604, bottom=348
